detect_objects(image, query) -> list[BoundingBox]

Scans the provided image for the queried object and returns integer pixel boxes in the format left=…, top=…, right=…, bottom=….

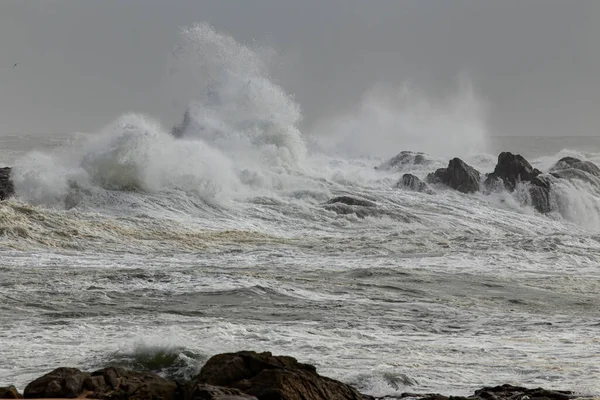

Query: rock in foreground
left=400, top=384, right=575, bottom=400
left=4, top=351, right=591, bottom=400
left=197, top=351, right=367, bottom=400
left=0, top=386, right=22, bottom=399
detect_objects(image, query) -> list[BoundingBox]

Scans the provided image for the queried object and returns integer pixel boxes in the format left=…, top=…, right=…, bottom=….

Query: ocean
left=1, top=23, right=600, bottom=398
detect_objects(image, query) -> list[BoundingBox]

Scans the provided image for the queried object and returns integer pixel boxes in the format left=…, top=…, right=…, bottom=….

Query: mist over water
left=1, top=22, right=600, bottom=397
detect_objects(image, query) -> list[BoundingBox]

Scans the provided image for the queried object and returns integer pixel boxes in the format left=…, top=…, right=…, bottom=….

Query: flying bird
left=12, top=63, right=18, bottom=68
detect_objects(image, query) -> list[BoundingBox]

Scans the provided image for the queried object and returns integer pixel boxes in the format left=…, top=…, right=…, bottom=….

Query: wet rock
left=492, top=152, right=541, bottom=190
left=0, top=167, right=14, bottom=200
left=529, top=175, right=554, bottom=214
left=426, top=158, right=480, bottom=193
left=196, top=350, right=367, bottom=400
left=376, top=151, right=430, bottom=171
left=388, top=384, right=576, bottom=400
left=397, top=174, right=429, bottom=192
left=88, top=367, right=180, bottom=400
left=23, top=367, right=91, bottom=398
left=474, top=384, right=572, bottom=400
left=482, top=173, right=504, bottom=193
left=0, top=386, right=22, bottom=399
left=326, top=196, right=376, bottom=207
left=188, top=384, right=258, bottom=400
left=550, top=156, right=600, bottom=177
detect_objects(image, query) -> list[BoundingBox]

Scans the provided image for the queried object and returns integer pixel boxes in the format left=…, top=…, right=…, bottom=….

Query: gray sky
left=0, top=0, right=598, bottom=137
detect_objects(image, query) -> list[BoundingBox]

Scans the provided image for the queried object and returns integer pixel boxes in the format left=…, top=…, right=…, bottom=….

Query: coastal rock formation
left=3, top=352, right=589, bottom=400
left=550, top=156, right=600, bottom=177
left=326, top=196, right=376, bottom=207
left=86, top=367, right=180, bottom=400
left=197, top=351, right=367, bottom=400
left=188, top=384, right=257, bottom=400
left=23, top=366, right=180, bottom=400
left=0, top=386, right=22, bottom=399
left=0, top=167, right=14, bottom=200
left=376, top=151, right=430, bottom=171
left=426, top=158, right=480, bottom=193
left=492, top=152, right=541, bottom=190
left=528, top=175, right=554, bottom=214
left=397, top=174, right=428, bottom=192
left=23, top=367, right=91, bottom=398
left=401, top=384, right=574, bottom=400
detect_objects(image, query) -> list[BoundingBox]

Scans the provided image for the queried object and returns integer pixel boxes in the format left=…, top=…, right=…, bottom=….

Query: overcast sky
left=1, top=0, right=598, bottom=137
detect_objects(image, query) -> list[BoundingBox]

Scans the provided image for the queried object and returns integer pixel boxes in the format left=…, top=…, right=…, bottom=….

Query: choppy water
left=1, top=23, right=600, bottom=398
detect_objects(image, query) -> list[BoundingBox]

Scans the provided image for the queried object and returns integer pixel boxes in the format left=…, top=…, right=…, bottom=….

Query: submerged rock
left=197, top=351, right=367, bottom=400
left=0, top=167, right=14, bottom=200
left=529, top=175, right=554, bottom=214
left=326, top=196, right=376, bottom=207
left=426, top=158, right=480, bottom=193
left=492, top=152, right=541, bottom=190
left=551, top=156, right=600, bottom=177
left=376, top=151, right=430, bottom=171
left=397, top=174, right=429, bottom=193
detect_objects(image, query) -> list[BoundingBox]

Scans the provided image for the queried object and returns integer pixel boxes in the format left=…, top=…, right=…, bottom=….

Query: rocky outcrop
left=528, top=175, right=554, bottom=214
left=197, top=351, right=367, bottom=400
left=188, top=384, right=257, bottom=400
left=22, top=366, right=180, bottom=400
left=3, top=352, right=590, bottom=400
left=376, top=151, right=430, bottom=171
left=551, top=156, right=600, bottom=177
left=0, top=167, right=14, bottom=200
left=23, top=367, right=91, bottom=398
left=401, top=384, right=575, bottom=400
left=426, top=158, right=480, bottom=193
left=86, top=367, right=180, bottom=400
left=0, top=386, right=22, bottom=399
left=492, top=152, right=541, bottom=190
left=397, top=174, right=428, bottom=193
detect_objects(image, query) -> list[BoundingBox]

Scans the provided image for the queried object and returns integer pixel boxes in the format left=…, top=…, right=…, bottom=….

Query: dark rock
left=482, top=173, right=504, bottom=193
left=197, top=350, right=367, bottom=400
left=474, top=385, right=572, bottom=400
left=392, top=384, right=576, bottom=400
left=426, top=158, right=480, bottom=193
left=0, top=167, right=14, bottom=200
left=551, top=156, right=600, bottom=177
left=529, top=175, right=554, bottom=214
left=492, top=152, right=541, bottom=190
left=188, top=383, right=258, bottom=400
left=88, top=367, right=180, bottom=400
left=172, top=109, right=192, bottom=138
left=24, top=367, right=91, bottom=398
left=0, top=386, right=22, bottom=399
left=376, top=151, right=430, bottom=171
left=397, top=174, right=428, bottom=192
left=326, top=196, right=376, bottom=207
